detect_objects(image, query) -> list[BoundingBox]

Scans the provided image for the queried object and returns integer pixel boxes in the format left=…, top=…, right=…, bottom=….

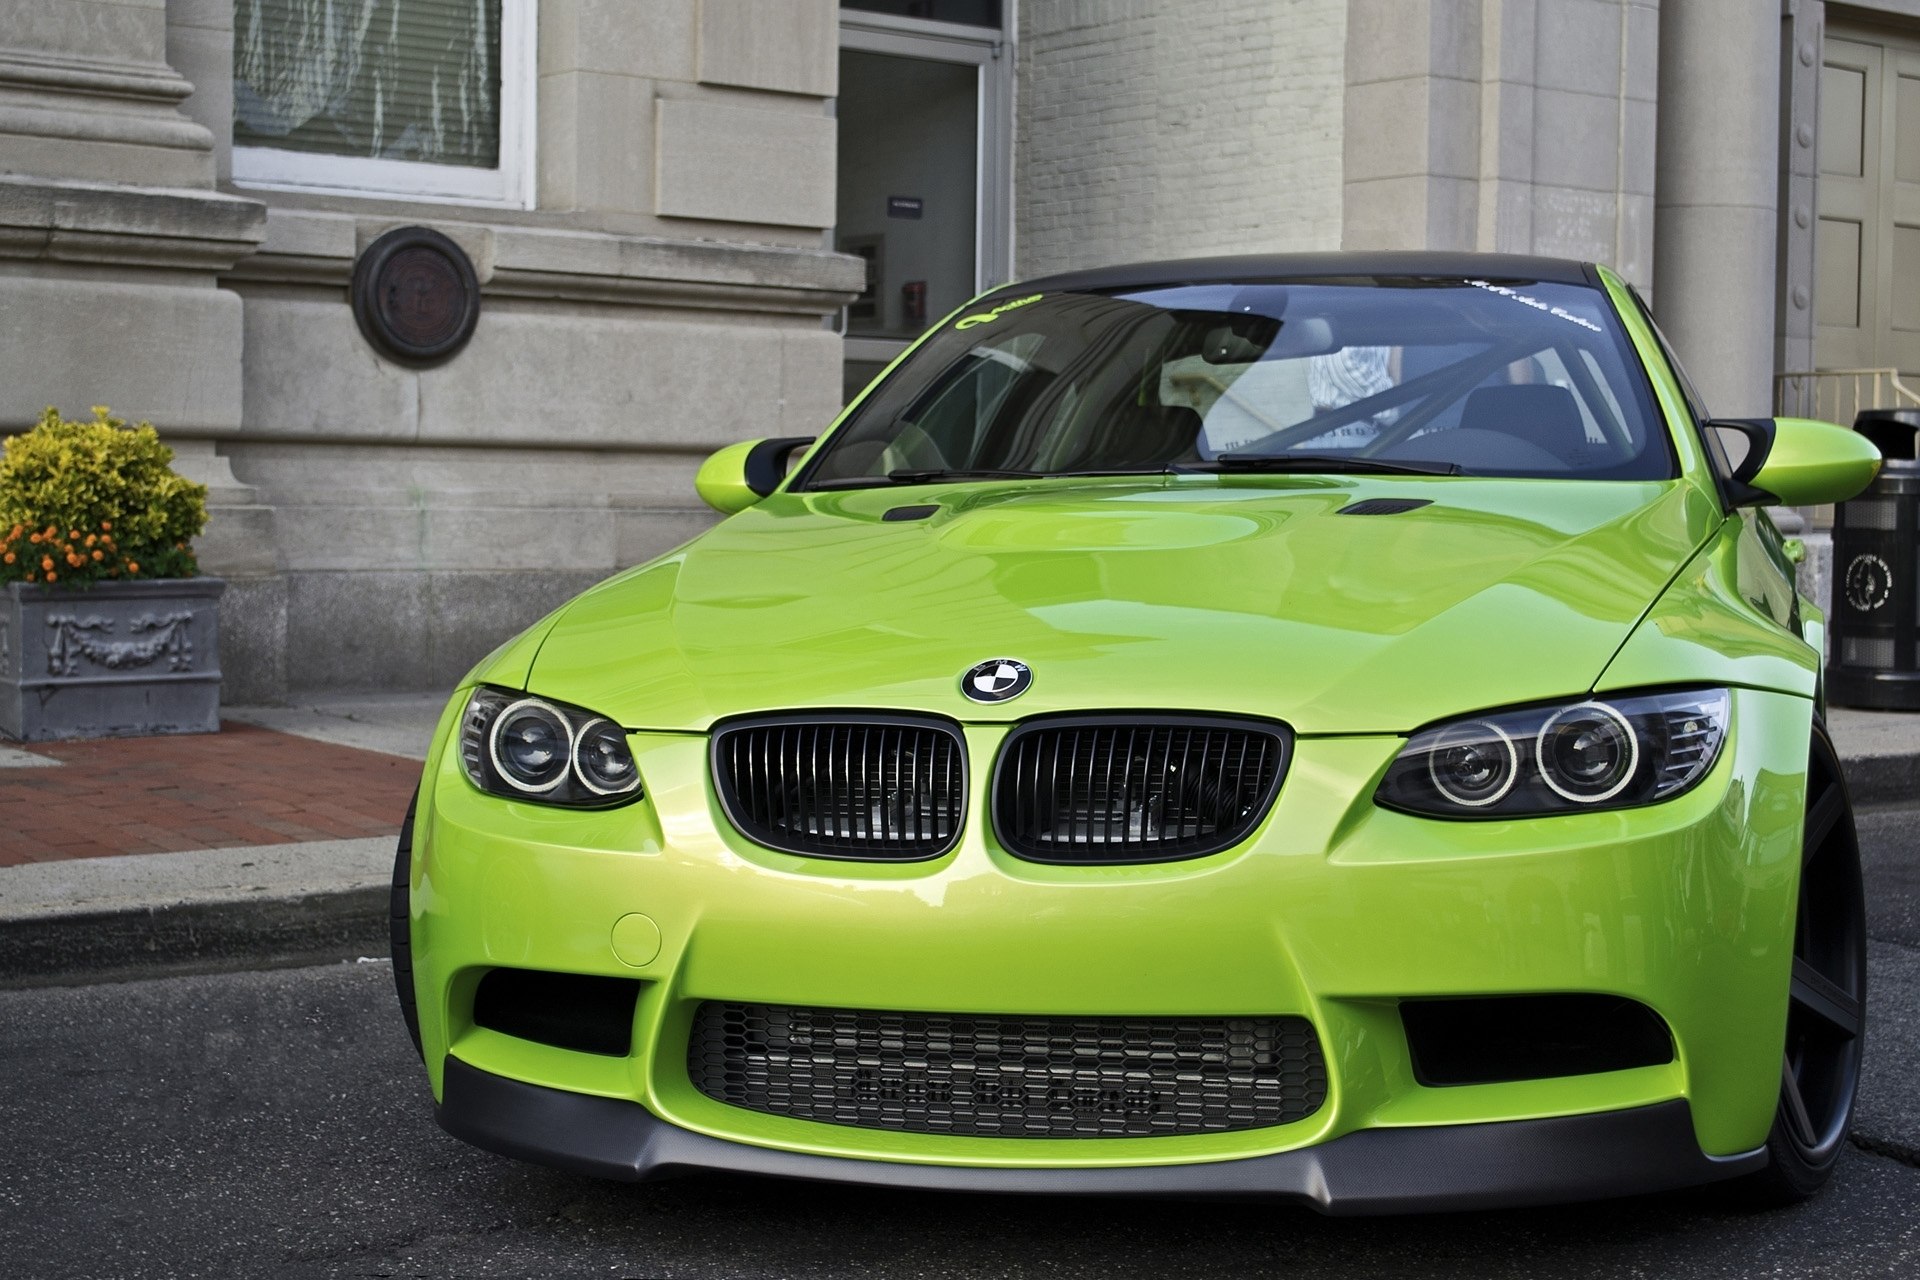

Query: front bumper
left=409, top=684, right=1813, bottom=1199
left=438, top=1057, right=1763, bottom=1212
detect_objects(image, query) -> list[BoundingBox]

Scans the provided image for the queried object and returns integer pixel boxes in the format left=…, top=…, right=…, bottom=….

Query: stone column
left=0, top=0, right=274, bottom=696
left=1653, top=0, right=1783, bottom=417
left=1342, top=0, right=1483, bottom=252
left=1339, top=0, right=1657, bottom=285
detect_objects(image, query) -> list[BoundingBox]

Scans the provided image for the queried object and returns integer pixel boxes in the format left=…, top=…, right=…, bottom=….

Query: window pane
left=842, top=1, right=1001, bottom=28
left=234, top=0, right=501, bottom=168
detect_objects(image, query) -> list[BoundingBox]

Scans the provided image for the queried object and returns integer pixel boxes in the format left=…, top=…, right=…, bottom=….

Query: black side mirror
left=1705, top=418, right=1777, bottom=506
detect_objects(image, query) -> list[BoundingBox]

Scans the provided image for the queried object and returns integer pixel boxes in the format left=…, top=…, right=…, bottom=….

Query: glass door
left=836, top=8, right=1011, bottom=403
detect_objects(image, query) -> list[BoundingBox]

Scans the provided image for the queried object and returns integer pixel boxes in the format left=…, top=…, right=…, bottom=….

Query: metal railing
left=1774, top=368, right=1920, bottom=425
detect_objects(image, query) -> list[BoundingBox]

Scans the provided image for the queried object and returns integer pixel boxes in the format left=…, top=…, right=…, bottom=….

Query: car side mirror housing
left=1705, top=417, right=1881, bottom=507
left=694, top=436, right=815, bottom=514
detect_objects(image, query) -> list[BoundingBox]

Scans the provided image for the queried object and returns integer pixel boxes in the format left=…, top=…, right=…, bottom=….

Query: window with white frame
left=231, top=0, right=535, bottom=208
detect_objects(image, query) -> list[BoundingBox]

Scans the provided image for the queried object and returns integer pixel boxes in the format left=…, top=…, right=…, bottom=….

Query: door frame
left=835, top=6, right=1014, bottom=370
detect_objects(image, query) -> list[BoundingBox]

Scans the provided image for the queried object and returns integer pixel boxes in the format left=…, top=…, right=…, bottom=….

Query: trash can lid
left=1853, top=409, right=1920, bottom=461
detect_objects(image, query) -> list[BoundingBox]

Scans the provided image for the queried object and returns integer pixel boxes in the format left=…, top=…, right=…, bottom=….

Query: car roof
left=1000, top=251, right=1600, bottom=297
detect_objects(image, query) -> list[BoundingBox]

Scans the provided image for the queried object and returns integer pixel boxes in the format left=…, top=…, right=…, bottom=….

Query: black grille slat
left=714, top=715, right=966, bottom=860
left=689, top=1002, right=1327, bottom=1138
left=992, top=715, right=1289, bottom=864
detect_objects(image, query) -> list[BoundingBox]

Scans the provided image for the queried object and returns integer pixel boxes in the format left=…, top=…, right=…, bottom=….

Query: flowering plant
left=0, top=406, right=208, bottom=588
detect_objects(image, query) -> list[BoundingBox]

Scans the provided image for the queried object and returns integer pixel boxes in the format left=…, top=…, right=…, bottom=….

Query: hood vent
left=1336, top=498, right=1433, bottom=516
left=882, top=504, right=940, bottom=522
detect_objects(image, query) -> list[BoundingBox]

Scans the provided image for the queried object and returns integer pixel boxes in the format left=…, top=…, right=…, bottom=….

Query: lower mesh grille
left=687, top=1002, right=1326, bottom=1138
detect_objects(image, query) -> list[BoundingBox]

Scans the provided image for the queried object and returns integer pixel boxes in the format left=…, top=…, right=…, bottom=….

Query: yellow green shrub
left=0, top=406, right=208, bottom=588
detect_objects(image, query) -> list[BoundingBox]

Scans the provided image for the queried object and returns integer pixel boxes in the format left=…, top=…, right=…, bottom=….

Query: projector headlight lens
left=459, top=686, right=643, bottom=808
left=1377, top=688, right=1727, bottom=818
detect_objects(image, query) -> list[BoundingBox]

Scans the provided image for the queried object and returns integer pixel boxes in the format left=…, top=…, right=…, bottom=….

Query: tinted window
left=804, top=278, right=1675, bottom=487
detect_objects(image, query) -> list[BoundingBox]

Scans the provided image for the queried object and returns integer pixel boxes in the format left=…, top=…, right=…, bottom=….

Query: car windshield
left=799, top=276, right=1674, bottom=488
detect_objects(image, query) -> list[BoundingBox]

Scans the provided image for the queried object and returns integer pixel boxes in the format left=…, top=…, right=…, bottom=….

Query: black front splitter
left=435, top=1056, right=1765, bottom=1215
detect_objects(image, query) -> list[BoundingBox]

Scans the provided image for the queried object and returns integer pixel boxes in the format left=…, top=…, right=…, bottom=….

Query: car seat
left=1457, top=385, right=1591, bottom=467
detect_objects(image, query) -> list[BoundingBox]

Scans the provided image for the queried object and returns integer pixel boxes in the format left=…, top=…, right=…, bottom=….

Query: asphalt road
left=3, top=806, right=1918, bottom=1280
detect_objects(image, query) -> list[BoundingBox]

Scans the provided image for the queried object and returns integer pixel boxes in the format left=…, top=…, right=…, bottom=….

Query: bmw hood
left=521, top=477, right=1720, bottom=736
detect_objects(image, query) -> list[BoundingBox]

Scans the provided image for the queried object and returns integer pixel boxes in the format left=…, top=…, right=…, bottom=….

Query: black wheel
left=1734, top=720, right=1866, bottom=1204
left=391, top=791, right=423, bottom=1059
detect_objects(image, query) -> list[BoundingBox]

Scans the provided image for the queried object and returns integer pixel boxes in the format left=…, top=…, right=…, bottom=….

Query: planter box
left=0, top=578, right=224, bottom=741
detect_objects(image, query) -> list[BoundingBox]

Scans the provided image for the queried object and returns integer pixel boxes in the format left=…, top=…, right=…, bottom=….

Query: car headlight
left=1375, top=688, right=1728, bottom=818
left=457, top=686, right=644, bottom=808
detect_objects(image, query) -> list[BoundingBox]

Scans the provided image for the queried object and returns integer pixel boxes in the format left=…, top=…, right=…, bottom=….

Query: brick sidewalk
left=0, top=722, right=420, bottom=865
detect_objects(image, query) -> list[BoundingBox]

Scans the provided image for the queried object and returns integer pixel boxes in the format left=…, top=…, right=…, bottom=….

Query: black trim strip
left=436, top=1057, right=1764, bottom=1214
left=1001, top=251, right=1593, bottom=299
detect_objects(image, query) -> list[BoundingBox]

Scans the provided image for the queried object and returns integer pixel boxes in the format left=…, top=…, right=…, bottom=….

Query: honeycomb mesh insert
left=687, top=1002, right=1327, bottom=1138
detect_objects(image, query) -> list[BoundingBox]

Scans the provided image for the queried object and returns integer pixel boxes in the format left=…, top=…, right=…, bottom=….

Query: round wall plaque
left=350, top=226, right=481, bottom=367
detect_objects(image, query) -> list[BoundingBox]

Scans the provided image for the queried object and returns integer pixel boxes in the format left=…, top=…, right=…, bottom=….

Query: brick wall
left=1015, top=0, right=1347, bottom=277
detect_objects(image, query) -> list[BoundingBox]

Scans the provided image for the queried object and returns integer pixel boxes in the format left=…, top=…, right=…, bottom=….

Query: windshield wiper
left=1177, top=453, right=1460, bottom=477
left=885, top=467, right=1047, bottom=483
left=809, top=466, right=1171, bottom=491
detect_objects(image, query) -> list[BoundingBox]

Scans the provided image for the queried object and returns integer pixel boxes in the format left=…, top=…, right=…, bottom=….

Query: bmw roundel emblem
left=962, top=658, right=1032, bottom=703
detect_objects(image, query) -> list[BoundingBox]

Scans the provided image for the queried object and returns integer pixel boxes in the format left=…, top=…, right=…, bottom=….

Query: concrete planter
left=0, top=578, right=225, bottom=741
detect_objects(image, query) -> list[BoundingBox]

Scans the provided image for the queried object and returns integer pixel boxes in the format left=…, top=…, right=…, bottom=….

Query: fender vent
left=1336, top=498, right=1433, bottom=516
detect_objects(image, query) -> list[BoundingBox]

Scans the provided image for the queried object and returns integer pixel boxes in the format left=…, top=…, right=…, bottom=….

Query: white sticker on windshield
left=1466, top=279, right=1603, bottom=333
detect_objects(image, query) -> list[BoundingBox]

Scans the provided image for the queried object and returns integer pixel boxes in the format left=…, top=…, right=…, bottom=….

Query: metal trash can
left=1828, top=409, right=1920, bottom=709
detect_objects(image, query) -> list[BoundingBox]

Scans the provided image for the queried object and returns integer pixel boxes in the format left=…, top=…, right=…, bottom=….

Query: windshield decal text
left=1465, top=280, right=1603, bottom=333
left=955, top=294, right=1043, bottom=330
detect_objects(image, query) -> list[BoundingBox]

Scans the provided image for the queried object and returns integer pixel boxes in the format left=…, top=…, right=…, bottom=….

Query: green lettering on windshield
left=954, top=294, right=1043, bottom=330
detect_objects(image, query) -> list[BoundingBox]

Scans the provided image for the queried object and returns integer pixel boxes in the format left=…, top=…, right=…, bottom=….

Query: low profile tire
left=391, top=791, right=424, bottom=1059
left=1733, top=720, right=1867, bottom=1206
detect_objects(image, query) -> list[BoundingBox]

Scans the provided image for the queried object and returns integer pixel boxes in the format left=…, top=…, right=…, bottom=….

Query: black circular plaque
left=350, top=226, right=481, bottom=367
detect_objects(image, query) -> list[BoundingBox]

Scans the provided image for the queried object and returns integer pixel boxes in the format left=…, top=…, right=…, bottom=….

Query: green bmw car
left=395, top=252, right=1883, bottom=1213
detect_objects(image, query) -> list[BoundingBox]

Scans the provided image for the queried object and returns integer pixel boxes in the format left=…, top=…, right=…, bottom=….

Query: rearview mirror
left=1705, top=417, right=1881, bottom=507
left=695, top=436, right=815, bottom=514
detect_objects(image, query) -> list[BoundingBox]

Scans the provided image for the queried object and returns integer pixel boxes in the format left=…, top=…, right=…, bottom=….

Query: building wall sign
left=350, top=226, right=482, bottom=367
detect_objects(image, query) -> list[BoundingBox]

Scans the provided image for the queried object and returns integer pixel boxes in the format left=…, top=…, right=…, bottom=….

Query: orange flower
left=28, top=532, right=41, bottom=544
left=68, top=529, right=80, bottom=540
left=3, top=552, right=14, bottom=564
left=126, top=561, right=139, bottom=573
left=90, top=549, right=103, bottom=562
left=65, top=553, right=82, bottom=568
left=40, top=555, right=53, bottom=572
left=99, top=521, right=111, bottom=532
left=84, top=534, right=96, bottom=548
left=45, top=571, right=56, bottom=582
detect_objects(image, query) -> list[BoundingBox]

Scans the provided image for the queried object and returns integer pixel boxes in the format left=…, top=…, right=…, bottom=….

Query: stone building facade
left=0, top=1, right=1907, bottom=697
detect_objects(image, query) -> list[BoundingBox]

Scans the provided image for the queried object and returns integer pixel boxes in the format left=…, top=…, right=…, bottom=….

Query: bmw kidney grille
left=993, top=716, right=1290, bottom=864
left=712, top=715, right=966, bottom=860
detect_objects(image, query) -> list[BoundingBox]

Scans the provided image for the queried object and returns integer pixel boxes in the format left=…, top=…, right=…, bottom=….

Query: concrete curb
left=0, top=887, right=388, bottom=988
left=0, top=837, right=391, bottom=988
